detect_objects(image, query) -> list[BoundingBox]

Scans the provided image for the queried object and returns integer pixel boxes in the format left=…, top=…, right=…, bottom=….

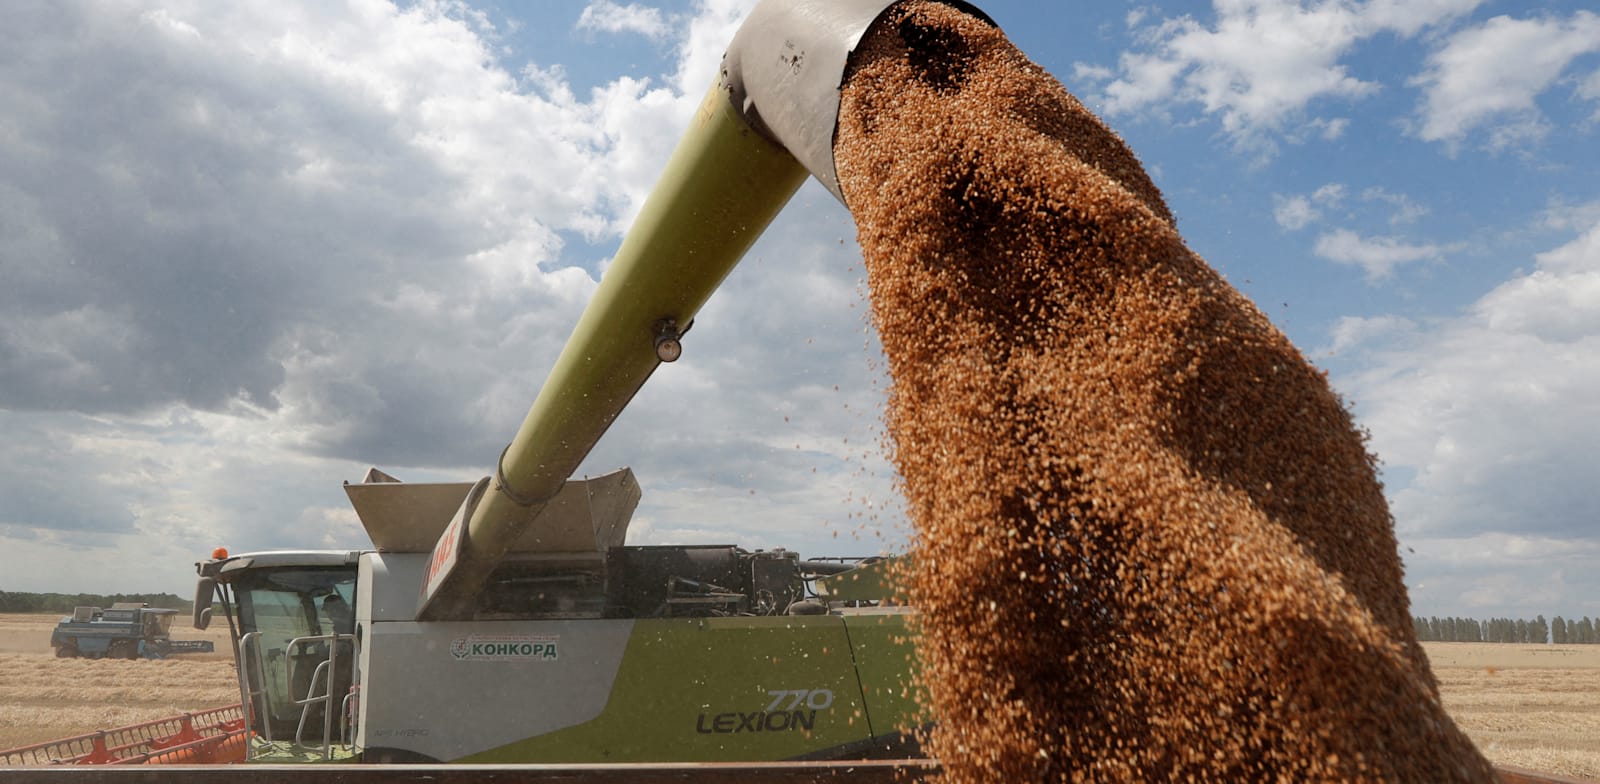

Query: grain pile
left=832, top=3, right=1497, bottom=781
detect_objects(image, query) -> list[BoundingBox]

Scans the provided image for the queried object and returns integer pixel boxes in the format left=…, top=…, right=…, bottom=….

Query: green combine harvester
left=192, top=0, right=971, bottom=765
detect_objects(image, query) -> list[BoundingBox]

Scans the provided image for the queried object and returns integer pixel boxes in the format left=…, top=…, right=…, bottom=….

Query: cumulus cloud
left=1362, top=187, right=1428, bottom=225
left=0, top=0, right=891, bottom=592
left=1582, top=68, right=1600, bottom=121
left=1328, top=211, right=1600, bottom=615
left=1543, top=199, right=1600, bottom=234
left=1273, top=182, right=1346, bottom=230
left=1323, top=313, right=1415, bottom=357
left=0, top=0, right=701, bottom=457
left=1476, top=225, right=1600, bottom=339
left=1277, top=183, right=1437, bottom=278
left=1079, top=0, right=1484, bottom=151
left=1273, top=195, right=1319, bottom=231
left=1405, top=533, right=1600, bottom=617
left=1340, top=213, right=1600, bottom=544
left=1409, top=11, right=1600, bottom=149
left=1309, top=116, right=1349, bottom=141
left=666, top=0, right=753, bottom=97
left=1314, top=228, right=1450, bottom=280
left=576, top=1, right=671, bottom=40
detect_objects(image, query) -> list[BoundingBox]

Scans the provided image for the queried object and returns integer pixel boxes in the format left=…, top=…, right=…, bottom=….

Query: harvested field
left=1426, top=643, right=1600, bottom=780
left=0, top=613, right=236, bottom=751
left=2, top=620, right=1597, bottom=777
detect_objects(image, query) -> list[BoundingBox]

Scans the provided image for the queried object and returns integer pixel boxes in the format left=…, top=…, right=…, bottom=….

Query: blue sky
left=0, top=0, right=1596, bottom=621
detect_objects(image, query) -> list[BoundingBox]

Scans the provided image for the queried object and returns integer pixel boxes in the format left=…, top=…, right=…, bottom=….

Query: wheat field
left=1, top=614, right=1596, bottom=778
left=1425, top=642, right=1600, bottom=779
left=0, top=612, right=237, bottom=751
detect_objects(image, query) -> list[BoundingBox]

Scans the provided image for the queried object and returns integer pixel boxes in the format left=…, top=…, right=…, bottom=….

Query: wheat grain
left=834, top=4, right=1496, bottom=780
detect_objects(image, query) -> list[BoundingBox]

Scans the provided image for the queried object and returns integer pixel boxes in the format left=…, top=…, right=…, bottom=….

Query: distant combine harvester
left=50, top=602, right=215, bottom=660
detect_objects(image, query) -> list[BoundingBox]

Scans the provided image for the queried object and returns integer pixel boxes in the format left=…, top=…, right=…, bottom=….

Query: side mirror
left=193, top=577, right=216, bottom=630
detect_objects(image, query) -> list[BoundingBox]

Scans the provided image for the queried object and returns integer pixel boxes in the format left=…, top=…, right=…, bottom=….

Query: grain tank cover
left=344, top=467, right=640, bottom=556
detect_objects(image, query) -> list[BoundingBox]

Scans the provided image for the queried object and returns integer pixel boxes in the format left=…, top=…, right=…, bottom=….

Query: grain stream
left=834, top=3, right=1495, bottom=781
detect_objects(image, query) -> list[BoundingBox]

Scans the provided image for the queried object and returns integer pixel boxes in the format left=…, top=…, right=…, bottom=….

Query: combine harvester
left=178, top=0, right=964, bottom=768
left=50, top=603, right=215, bottom=660
left=0, top=0, right=1584, bottom=781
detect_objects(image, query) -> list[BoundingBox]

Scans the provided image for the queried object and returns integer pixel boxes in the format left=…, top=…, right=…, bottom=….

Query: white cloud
left=0, top=0, right=708, bottom=423
left=1362, top=186, right=1428, bottom=225
left=1409, top=11, right=1600, bottom=148
left=1073, top=62, right=1114, bottom=83
left=667, top=0, right=754, bottom=97
left=1312, top=116, right=1348, bottom=140
left=1282, top=183, right=1438, bottom=275
left=1273, top=194, right=1318, bottom=230
left=1312, top=183, right=1348, bottom=205
left=1542, top=198, right=1600, bottom=233
left=1581, top=68, right=1600, bottom=121
left=1405, top=533, right=1600, bottom=617
left=0, top=0, right=892, bottom=594
left=1314, top=228, right=1449, bottom=279
left=576, top=1, right=671, bottom=41
left=1086, top=0, right=1484, bottom=150
left=1272, top=182, right=1345, bottom=230
left=1339, top=214, right=1600, bottom=552
left=1324, top=314, right=1415, bottom=356
left=1475, top=226, right=1600, bottom=340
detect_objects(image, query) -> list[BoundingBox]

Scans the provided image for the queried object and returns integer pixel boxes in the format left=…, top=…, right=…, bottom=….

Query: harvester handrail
left=292, top=657, right=334, bottom=751
left=286, top=632, right=357, bottom=758
left=235, top=632, right=273, bottom=748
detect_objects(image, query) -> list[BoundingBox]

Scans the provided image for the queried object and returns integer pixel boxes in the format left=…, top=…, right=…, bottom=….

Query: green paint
left=464, top=614, right=916, bottom=763
left=843, top=613, right=928, bottom=737
left=815, top=556, right=908, bottom=603
left=424, top=84, right=811, bottom=618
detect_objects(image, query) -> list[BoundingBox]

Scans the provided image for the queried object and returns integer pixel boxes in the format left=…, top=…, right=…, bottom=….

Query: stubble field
left=0, top=613, right=1595, bottom=778
left=1425, top=642, right=1600, bottom=779
left=0, top=612, right=237, bottom=752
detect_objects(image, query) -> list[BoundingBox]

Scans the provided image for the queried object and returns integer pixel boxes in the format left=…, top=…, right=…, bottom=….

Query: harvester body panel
left=460, top=615, right=889, bottom=763
left=202, top=542, right=920, bottom=764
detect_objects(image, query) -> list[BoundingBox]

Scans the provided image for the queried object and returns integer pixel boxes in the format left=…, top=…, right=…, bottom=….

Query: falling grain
left=833, top=3, right=1496, bottom=781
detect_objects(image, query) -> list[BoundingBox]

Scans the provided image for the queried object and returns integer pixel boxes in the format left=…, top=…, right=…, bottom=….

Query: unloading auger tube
left=416, top=0, right=996, bottom=620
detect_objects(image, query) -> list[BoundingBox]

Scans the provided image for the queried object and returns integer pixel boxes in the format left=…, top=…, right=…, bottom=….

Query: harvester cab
left=195, top=551, right=361, bottom=760
left=192, top=0, right=990, bottom=766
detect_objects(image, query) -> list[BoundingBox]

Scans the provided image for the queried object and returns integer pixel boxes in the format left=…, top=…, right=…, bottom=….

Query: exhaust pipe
left=418, top=0, right=993, bottom=620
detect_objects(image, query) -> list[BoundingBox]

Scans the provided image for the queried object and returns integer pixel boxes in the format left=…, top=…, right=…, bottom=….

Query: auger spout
left=416, top=0, right=991, bottom=620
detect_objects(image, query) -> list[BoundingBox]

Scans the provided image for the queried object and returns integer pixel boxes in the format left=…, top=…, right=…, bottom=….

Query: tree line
left=0, top=590, right=192, bottom=615
left=1413, top=615, right=1599, bottom=644
left=7, top=590, right=1596, bottom=644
